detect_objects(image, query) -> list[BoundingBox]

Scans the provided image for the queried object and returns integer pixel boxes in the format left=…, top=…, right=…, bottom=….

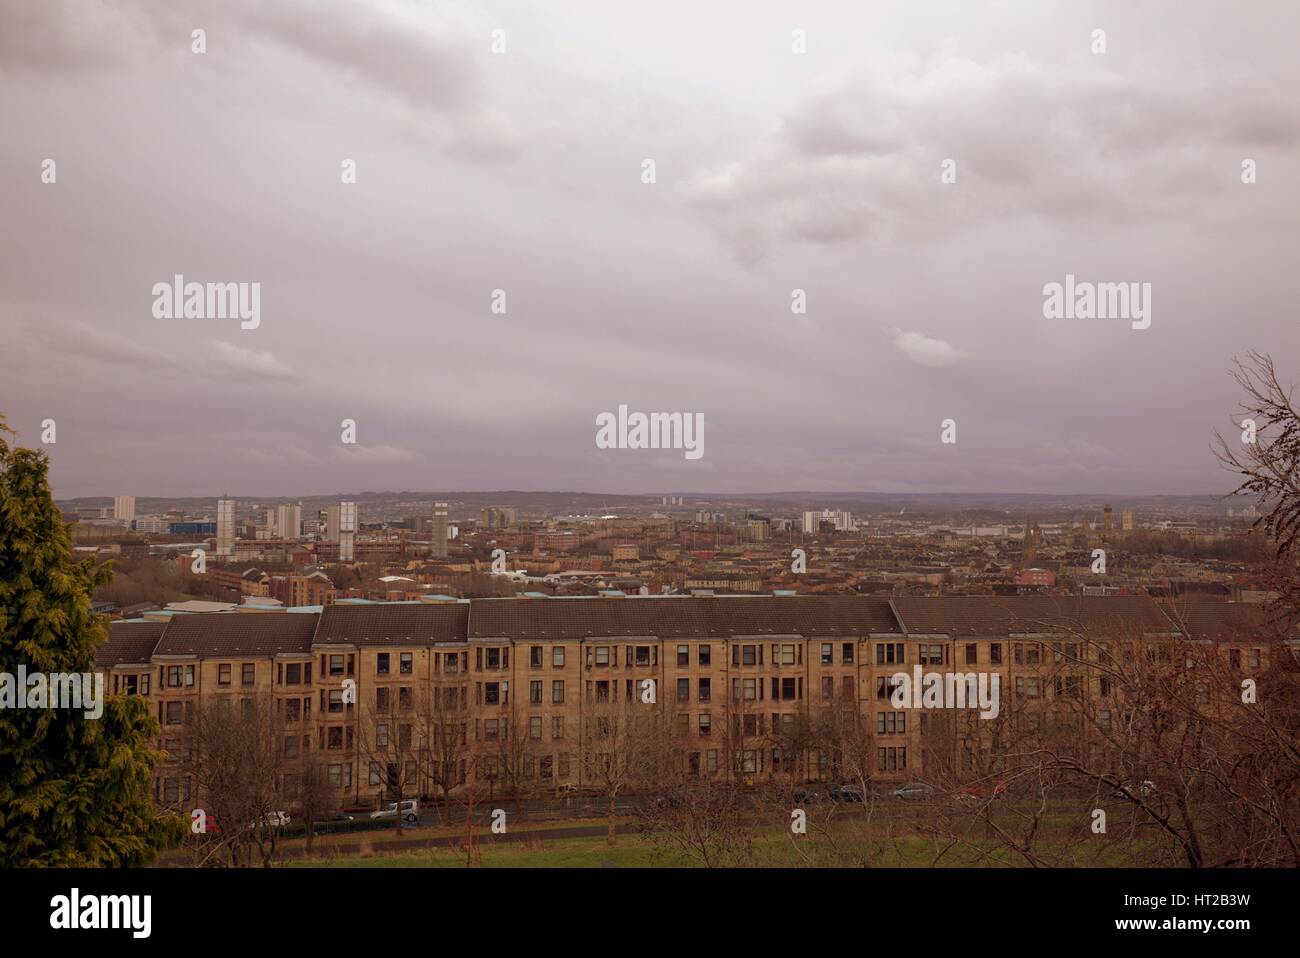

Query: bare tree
left=492, top=704, right=541, bottom=800
left=412, top=684, right=469, bottom=816
left=582, top=684, right=664, bottom=845
left=297, top=752, right=335, bottom=855
left=1215, top=351, right=1300, bottom=618
left=917, top=617, right=1300, bottom=868
left=180, top=698, right=289, bottom=867
left=636, top=777, right=758, bottom=867
left=357, top=689, right=419, bottom=835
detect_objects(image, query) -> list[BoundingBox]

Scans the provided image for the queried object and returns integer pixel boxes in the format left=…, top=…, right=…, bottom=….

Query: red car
left=957, top=781, right=1007, bottom=800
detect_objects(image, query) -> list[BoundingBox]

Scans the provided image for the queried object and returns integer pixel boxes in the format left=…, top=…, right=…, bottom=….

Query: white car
left=370, top=799, right=419, bottom=823
left=248, top=811, right=291, bottom=830
left=1113, top=780, right=1157, bottom=798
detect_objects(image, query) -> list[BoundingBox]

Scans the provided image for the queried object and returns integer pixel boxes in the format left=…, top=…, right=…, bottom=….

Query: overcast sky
left=3, top=0, right=1298, bottom=499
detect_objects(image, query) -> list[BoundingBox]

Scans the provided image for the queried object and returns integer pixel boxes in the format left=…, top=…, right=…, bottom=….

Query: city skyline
left=51, top=488, right=1255, bottom=509
left=3, top=0, right=1298, bottom=498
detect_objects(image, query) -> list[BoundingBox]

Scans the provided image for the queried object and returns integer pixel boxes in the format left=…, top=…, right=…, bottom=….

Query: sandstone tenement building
left=93, top=594, right=1295, bottom=810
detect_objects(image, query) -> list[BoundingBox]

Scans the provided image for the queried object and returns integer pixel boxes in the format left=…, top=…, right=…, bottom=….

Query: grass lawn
left=287, top=825, right=1159, bottom=868
left=289, top=834, right=669, bottom=868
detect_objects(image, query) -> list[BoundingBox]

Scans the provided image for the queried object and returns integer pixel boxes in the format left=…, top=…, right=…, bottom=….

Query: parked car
left=1113, top=780, right=1157, bottom=798
left=829, top=783, right=865, bottom=802
left=198, top=811, right=289, bottom=835
left=370, top=799, right=419, bottom=823
left=793, top=786, right=820, bottom=804
left=245, top=811, right=290, bottom=831
left=654, top=789, right=685, bottom=809
left=889, top=782, right=935, bottom=800
left=321, top=811, right=355, bottom=822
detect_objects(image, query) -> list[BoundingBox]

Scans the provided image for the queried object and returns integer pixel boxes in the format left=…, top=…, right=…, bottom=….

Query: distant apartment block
left=803, top=509, right=857, bottom=534
left=216, top=498, right=236, bottom=556
left=275, top=502, right=303, bottom=541
left=480, top=507, right=519, bottom=529
left=431, top=502, right=449, bottom=559
left=269, top=571, right=336, bottom=607
left=326, top=501, right=357, bottom=562
left=536, top=531, right=581, bottom=553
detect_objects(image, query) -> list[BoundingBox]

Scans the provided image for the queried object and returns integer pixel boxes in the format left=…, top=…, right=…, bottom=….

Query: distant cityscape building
left=134, top=516, right=166, bottom=534
left=268, top=571, right=336, bottom=607
left=328, top=501, right=357, bottom=562
left=1022, top=519, right=1040, bottom=567
left=274, top=502, right=303, bottom=541
left=480, top=507, right=518, bottom=528
left=170, top=521, right=216, bottom=536
left=802, top=509, right=857, bottom=534
left=113, top=495, right=136, bottom=522
left=949, top=525, right=1012, bottom=538
left=1017, top=567, right=1056, bottom=586
left=216, top=498, right=236, bottom=556
left=1122, top=510, right=1134, bottom=531
left=431, top=502, right=449, bottom=558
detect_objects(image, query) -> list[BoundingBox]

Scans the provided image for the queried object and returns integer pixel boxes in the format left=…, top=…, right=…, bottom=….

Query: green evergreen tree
left=0, top=418, right=182, bottom=865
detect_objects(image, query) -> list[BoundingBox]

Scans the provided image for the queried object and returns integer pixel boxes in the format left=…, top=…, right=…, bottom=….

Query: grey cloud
left=0, top=0, right=148, bottom=74
left=3, top=1, right=1298, bottom=498
left=688, top=52, right=1300, bottom=263
left=235, top=0, right=483, bottom=114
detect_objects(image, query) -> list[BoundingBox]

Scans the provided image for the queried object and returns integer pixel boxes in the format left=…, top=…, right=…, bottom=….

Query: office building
left=135, top=516, right=166, bottom=534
